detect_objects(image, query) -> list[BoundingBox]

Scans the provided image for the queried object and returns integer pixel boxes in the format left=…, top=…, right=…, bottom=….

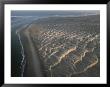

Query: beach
left=18, top=24, right=45, bottom=77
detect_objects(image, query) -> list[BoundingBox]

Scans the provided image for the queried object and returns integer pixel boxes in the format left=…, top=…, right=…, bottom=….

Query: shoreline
left=16, top=30, right=26, bottom=77
left=18, top=24, right=44, bottom=77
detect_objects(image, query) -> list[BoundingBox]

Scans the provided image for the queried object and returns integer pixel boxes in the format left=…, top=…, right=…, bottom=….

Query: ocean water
left=11, top=17, right=39, bottom=76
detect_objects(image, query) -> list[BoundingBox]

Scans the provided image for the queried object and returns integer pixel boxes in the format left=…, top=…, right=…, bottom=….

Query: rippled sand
left=28, top=15, right=100, bottom=77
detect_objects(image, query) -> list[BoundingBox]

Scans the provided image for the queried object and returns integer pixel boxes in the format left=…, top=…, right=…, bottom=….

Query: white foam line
left=16, top=30, right=26, bottom=77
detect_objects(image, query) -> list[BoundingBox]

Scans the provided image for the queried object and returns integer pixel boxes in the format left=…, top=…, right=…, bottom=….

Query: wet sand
left=19, top=24, right=45, bottom=77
